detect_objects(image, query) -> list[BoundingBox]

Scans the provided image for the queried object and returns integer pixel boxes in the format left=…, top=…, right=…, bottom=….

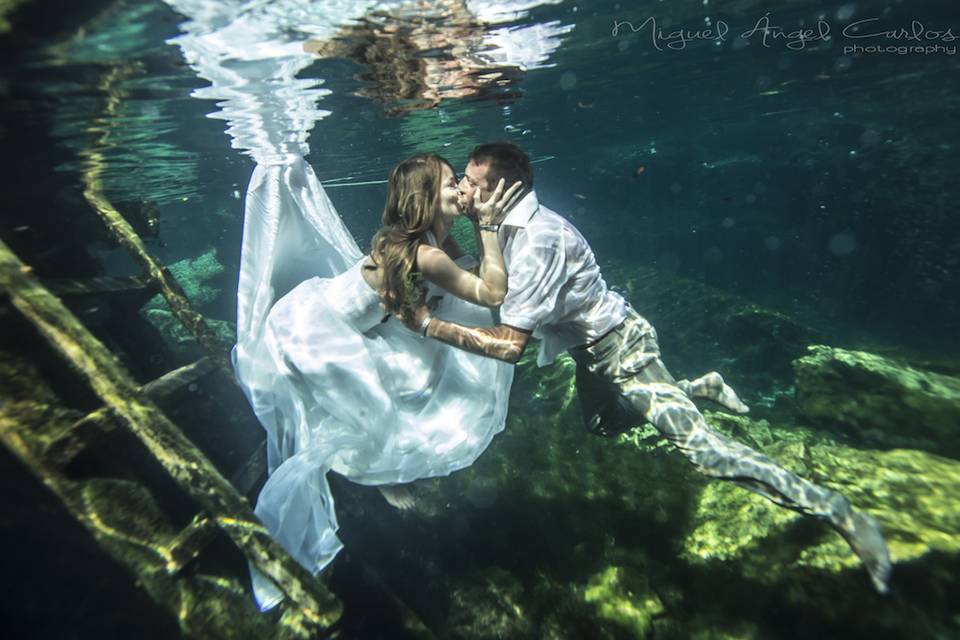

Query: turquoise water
left=2, top=0, right=959, bottom=638
left=10, top=0, right=959, bottom=349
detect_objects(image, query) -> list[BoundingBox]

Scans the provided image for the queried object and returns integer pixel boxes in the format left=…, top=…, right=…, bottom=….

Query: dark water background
left=1, top=0, right=958, bottom=638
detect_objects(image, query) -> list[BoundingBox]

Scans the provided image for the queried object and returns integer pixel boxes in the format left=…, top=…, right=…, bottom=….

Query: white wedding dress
left=232, top=158, right=513, bottom=610
left=162, top=0, right=568, bottom=613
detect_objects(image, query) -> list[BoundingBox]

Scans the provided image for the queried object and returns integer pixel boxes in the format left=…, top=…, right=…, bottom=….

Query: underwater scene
left=1, top=0, right=958, bottom=638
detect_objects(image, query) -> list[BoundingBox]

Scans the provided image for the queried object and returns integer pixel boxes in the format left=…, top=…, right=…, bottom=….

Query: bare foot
left=691, top=372, right=750, bottom=414
left=378, top=484, right=416, bottom=510
left=837, top=511, right=892, bottom=595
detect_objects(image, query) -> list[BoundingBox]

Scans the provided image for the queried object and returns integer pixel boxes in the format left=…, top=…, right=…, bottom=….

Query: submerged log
left=230, top=441, right=268, bottom=497
left=166, top=513, right=219, bottom=575
left=45, top=356, right=220, bottom=467
left=80, top=150, right=231, bottom=368
left=141, top=355, right=219, bottom=398
left=43, top=275, right=155, bottom=297
left=0, top=349, right=288, bottom=638
left=0, top=237, right=341, bottom=634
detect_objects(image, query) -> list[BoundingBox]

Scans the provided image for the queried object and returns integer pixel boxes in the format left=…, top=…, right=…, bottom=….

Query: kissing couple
left=234, top=142, right=891, bottom=610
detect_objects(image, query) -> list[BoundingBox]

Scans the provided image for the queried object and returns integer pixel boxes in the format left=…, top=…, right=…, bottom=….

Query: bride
left=234, top=153, right=522, bottom=610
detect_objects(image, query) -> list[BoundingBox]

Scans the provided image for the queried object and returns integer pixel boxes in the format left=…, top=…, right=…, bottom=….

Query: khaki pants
left=569, top=307, right=853, bottom=524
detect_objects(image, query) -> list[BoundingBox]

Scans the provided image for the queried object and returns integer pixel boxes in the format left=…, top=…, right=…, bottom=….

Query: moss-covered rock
left=583, top=566, right=664, bottom=638
left=793, top=345, right=960, bottom=456
left=683, top=413, right=960, bottom=597
left=139, top=249, right=234, bottom=357
left=335, top=319, right=960, bottom=638
left=602, top=261, right=822, bottom=412
left=0, top=0, right=30, bottom=35
left=415, top=357, right=960, bottom=635
left=445, top=567, right=533, bottom=638
left=141, top=307, right=235, bottom=358
left=143, top=248, right=225, bottom=311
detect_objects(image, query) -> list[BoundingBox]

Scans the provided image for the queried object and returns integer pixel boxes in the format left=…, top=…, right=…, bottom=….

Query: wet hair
left=467, top=141, right=534, bottom=191
left=370, top=154, right=454, bottom=316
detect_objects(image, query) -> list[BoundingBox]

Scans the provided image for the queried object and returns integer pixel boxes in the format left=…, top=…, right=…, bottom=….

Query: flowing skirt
left=232, top=157, right=513, bottom=610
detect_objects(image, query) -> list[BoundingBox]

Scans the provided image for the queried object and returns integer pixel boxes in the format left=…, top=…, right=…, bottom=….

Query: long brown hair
left=370, top=154, right=453, bottom=316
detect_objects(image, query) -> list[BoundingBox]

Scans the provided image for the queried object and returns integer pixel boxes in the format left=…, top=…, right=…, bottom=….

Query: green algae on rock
left=332, top=335, right=960, bottom=638
left=142, top=307, right=235, bottom=358
left=794, top=345, right=960, bottom=456
left=682, top=412, right=960, bottom=589
left=445, top=567, right=533, bottom=639
left=583, top=566, right=665, bottom=638
left=143, top=248, right=226, bottom=311
left=140, top=248, right=235, bottom=357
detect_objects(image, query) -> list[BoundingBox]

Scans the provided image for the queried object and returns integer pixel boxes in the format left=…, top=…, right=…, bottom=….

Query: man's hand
left=473, top=178, right=524, bottom=226
left=462, top=192, right=479, bottom=224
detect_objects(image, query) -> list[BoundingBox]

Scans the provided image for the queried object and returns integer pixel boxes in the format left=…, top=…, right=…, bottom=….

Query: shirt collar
left=501, top=189, right=539, bottom=228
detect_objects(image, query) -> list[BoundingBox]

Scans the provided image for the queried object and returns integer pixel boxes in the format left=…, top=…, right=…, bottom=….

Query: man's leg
left=577, top=364, right=748, bottom=437
left=570, top=311, right=890, bottom=593
left=624, top=357, right=843, bottom=514
left=575, top=359, right=633, bottom=437
left=619, top=353, right=891, bottom=593
left=677, top=372, right=750, bottom=414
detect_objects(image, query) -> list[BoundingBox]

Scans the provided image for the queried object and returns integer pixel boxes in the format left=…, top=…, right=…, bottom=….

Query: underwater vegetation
left=323, top=266, right=960, bottom=639
left=795, top=345, right=960, bottom=457
left=1, top=0, right=958, bottom=638
left=141, top=248, right=236, bottom=358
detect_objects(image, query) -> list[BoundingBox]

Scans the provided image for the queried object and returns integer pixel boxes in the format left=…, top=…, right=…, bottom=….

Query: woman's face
left=439, top=164, right=463, bottom=219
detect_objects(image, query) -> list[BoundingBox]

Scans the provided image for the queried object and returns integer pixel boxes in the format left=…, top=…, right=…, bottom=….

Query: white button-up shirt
left=497, top=190, right=627, bottom=366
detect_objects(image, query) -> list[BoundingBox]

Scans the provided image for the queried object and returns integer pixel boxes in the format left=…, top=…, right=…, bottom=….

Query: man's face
left=459, top=159, right=493, bottom=208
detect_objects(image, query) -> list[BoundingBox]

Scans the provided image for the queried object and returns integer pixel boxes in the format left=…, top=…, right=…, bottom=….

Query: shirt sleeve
left=498, top=229, right=567, bottom=331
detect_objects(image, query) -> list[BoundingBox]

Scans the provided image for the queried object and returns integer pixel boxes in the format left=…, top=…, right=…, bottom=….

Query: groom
left=410, top=141, right=892, bottom=594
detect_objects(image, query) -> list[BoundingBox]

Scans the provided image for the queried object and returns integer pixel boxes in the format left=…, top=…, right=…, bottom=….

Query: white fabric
left=466, top=0, right=562, bottom=24
left=478, top=21, right=574, bottom=71
left=232, top=159, right=513, bottom=610
left=162, top=0, right=569, bottom=613
left=498, top=190, right=628, bottom=366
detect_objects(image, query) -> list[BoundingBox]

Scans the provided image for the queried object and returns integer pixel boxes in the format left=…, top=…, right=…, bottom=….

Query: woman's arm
left=417, top=229, right=506, bottom=307
left=427, top=317, right=530, bottom=364
left=418, top=178, right=523, bottom=308
left=403, top=303, right=530, bottom=363
left=441, top=233, right=466, bottom=261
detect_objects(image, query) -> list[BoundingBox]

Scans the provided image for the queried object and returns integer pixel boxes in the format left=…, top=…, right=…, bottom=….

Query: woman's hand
left=472, top=178, right=524, bottom=226
left=401, top=303, right=432, bottom=335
